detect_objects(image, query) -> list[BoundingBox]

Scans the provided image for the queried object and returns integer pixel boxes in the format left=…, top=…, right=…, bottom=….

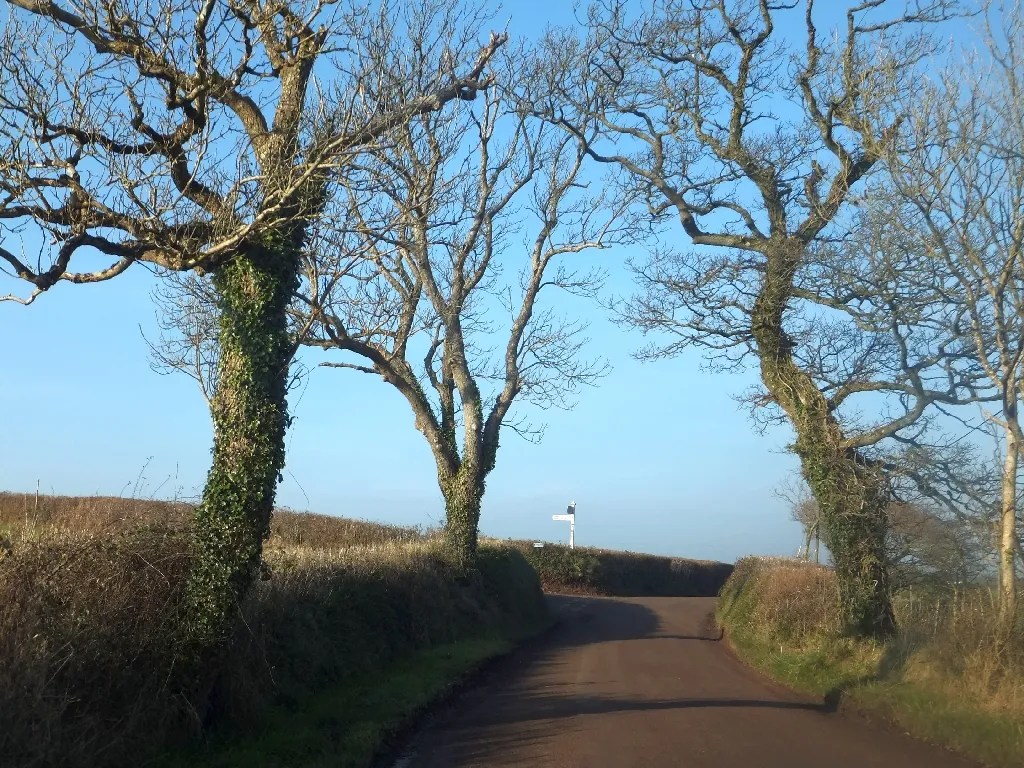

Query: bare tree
left=886, top=3, right=1024, bottom=629
left=0, top=0, right=505, bottom=632
left=147, top=273, right=222, bottom=405
left=885, top=500, right=983, bottom=590
left=775, top=475, right=821, bottom=560
left=157, top=58, right=633, bottom=569
left=537, top=0, right=972, bottom=637
left=781, top=469, right=993, bottom=589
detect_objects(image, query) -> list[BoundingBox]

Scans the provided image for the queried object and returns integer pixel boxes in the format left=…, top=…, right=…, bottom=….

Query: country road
left=394, top=595, right=979, bottom=768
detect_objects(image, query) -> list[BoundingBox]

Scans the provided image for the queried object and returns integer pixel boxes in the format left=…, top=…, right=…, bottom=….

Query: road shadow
left=405, top=691, right=830, bottom=766
left=539, top=594, right=722, bottom=646
left=395, top=597, right=984, bottom=768
left=460, top=692, right=828, bottom=724
left=389, top=596, right=669, bottom=766
left=396, top=595, right=821, bottom=766
left=451, top=595, right=666, bottom=706
left=541, top=594, right=663, bottom=646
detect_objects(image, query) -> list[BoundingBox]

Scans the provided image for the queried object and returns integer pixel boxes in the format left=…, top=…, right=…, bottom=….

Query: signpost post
left=551, top=502, right=576, bottom=549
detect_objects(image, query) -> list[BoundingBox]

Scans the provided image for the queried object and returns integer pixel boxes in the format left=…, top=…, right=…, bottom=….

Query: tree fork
left=186, top=232, right=300, bottom=641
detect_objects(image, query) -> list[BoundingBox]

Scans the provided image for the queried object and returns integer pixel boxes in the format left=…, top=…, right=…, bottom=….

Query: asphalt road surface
left=394, top=595, right=979, bottom=768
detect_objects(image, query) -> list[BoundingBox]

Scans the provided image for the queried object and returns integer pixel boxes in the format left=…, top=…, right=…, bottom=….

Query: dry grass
left=0, top=494, right=545, bottom=768
left=893, top=588, right=1024, bottom=717
left=0, top=524, right=198, bottom=767
left=0, top=491, right=421, bottom=548
left=746, top=563, right=841, bottom=643
left=268, top=510, right=421, bottom=549
left=0, top=491, right=189, bottom=532
left=718, top=556, right=1024, bottom=765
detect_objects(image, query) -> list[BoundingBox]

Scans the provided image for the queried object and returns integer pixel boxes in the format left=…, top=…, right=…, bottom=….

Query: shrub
left=0, top=495, right=547, bottom=768
left=892, top=587, right=1024, bottom=716
left=216, top=539, right=548, bottom=729
left=511, top=541, right=733, bottom=596
left=719, top=557, right=840, bottom=645
left=0, top=525, right=198, bottom=767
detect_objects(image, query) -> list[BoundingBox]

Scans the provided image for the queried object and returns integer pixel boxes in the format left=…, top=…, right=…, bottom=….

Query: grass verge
left=150, top=634, right=521, bottom=768
left=718, top=556, right=1024, bottom=767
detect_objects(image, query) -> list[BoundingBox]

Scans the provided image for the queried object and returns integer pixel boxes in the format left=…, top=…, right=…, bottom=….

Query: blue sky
left=6, top=0, right=977, bottom=563
left=0, top=239, right=801, bottom=562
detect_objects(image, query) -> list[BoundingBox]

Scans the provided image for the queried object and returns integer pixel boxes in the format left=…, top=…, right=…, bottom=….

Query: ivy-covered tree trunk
left=799, top=440, right=895, bottom=637
left=186, top=234, right=300, bottom=641
left=753, top=239, right=896, bottom=639
left=440, top=466, right=485, bottom=574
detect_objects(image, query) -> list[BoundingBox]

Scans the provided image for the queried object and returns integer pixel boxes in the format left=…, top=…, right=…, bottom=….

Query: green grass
left=856, top=682, right=1024, bottom=765
left=725, top=624, right=877, bottom=696
left=151, top=636, right=515, bottom=768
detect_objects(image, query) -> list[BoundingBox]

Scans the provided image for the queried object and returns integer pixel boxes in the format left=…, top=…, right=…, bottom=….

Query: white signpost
left=552, top=502, right=576, bottom=549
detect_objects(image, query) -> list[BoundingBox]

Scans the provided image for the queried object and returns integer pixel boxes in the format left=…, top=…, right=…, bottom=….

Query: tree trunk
left=186, top=235, right=300, bottom=641
left=752, top=239, right=895, bottom=639
left=804, top=526, right=814, bottom=561
left=807, top=457, right=894, bottom=637
left=440, top=466, right=485, bottom=574
left=999, top=421, right=1018, bottom=631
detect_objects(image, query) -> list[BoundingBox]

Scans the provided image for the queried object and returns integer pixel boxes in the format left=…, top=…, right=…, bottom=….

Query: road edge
left=372, top=616, right=561, bottom=768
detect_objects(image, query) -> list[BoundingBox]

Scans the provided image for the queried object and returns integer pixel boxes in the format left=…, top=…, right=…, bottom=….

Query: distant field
left=0, top=490, right=422, bottom=548
left=0, top=493, right=734, bottom=597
